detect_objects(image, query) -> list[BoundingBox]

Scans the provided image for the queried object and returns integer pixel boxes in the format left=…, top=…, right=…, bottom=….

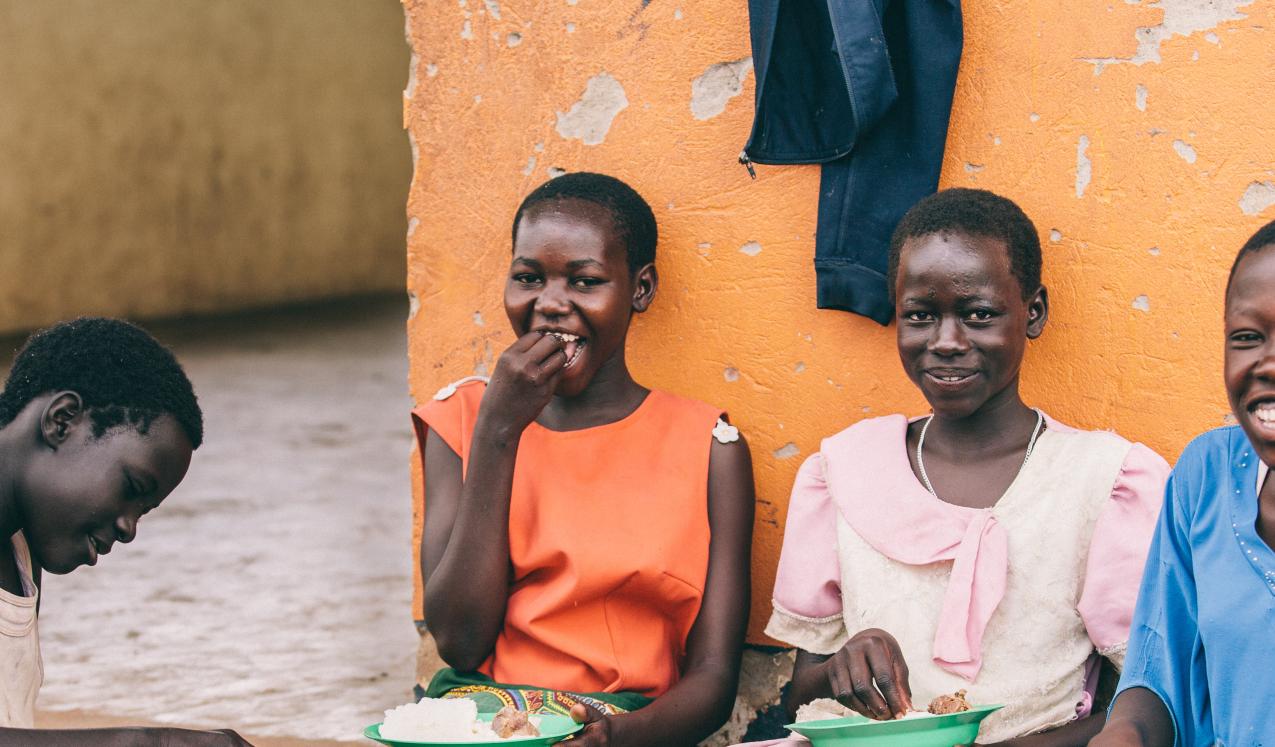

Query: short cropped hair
left=1227, top=218, right=1275, bottom=298
left=888, top=188, right=1042, bottom=301
left=0, top=318, right=203, bottom=448
left=512, top=172, right=657, bottom=273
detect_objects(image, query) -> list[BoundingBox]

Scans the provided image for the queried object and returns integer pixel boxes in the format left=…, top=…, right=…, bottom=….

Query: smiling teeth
left=1256, top=404, right=1275, bottom=423
left=547, top=332, right=579, bottom=342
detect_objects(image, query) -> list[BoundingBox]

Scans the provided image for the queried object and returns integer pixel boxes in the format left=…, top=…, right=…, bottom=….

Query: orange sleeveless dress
left=413, top=379, right=722, bottom=698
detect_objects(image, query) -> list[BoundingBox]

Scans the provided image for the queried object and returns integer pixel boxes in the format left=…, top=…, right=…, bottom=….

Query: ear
left=1026, top=285, right=1049, bottom=340
left=631, top=263, right=658, bottom=313
left=40, top=391, right=85, bottom=449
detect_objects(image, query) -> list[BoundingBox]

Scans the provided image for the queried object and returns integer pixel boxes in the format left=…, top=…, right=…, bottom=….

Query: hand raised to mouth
left=482, top=331, right=571, bottom=435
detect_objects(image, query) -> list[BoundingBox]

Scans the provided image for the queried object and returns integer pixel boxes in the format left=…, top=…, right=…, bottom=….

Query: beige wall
left=0, top=0, right=410, bottom=334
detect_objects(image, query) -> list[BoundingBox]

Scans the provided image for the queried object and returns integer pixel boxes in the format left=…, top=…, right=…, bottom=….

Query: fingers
left=570, top=702, right=604, bottom=724
left=864, top=642, right=911, bottom=718
left=827, top=657, right=871, bottom=719
left=511, top=330, right=549, bottom=352
left=568, top=704, right=609, bottom=747
left=891, top=642, right=913, bottom=712
left=526, top=331, right=565, bottom=360
left=847, top=648, right=893, bottom=720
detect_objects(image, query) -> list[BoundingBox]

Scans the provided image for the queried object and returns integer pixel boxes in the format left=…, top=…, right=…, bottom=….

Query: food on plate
left=795, top=698, right=856, bottom=722
left=491, top=705, right=540, bottom=738
left=927, top=689, right=972, bottom=715
left=378, top=697, right=541, bottom=742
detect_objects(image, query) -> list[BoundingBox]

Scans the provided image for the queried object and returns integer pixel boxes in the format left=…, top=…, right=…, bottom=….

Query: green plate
left=363, top=713, right=582, bottom=746
left=784, top=705, right=1003, bottom=747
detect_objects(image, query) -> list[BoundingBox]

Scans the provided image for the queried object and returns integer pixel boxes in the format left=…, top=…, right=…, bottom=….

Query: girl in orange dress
left=413, top=173, right=756, bottom=747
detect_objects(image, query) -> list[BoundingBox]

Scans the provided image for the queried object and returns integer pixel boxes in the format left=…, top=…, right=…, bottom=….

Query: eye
left=511, top=272, right=542, bottom=286
left=965, top=308, right=996, bottom=323
left=903, top=311, right=934, bottom=323
left=571, top=276, right=605, bottom=289
left=1229, top=330, right=1264, bottom=347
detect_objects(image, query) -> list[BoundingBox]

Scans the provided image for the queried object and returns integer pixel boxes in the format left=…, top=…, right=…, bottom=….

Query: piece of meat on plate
left=491, top=706, right=540, bottom=738
left=927, top=689, right=972, bottom=715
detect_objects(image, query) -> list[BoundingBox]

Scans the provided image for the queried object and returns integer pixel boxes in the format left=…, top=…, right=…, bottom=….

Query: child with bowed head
left=0, top=318, right=250, bottom=746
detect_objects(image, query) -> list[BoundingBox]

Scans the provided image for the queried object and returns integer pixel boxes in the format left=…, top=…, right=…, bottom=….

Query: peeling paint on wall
left=554, top=72, right=628, bottom=145
left=1132, top=295, right=1151, bottom=312
left=1173, top=139, right=1197, bottom=163
left=1075, top=135, right=1092, bottom=197
left=507, top=32, right=522, bottom=47
left=1240, top=181, right=1275, bottom=216
left=772, top=443, right=800, bottom=460
left=484, top=0, right=501, bottom=20
left=1135, top=84, right=1148, bottom=111
left=690, top=57, right=752, bottom=121
left=1086, top=0, right=1252, bottom=67
left=739, top=241, right=761, bottom=256
left=723, top=367, right=740, bottom=382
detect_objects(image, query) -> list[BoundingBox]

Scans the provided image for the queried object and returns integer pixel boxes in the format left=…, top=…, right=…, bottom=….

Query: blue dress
left=1117, top=426, right=1275, bottom=746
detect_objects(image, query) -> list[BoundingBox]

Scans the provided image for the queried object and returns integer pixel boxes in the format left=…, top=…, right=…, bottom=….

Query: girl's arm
left=570, top=432, right=756, bottom=747
left=421, top=333, right=567, bottom=670
left=1090, top=688, right=1173, bottom=747
left=0, top=727, right=250, bottom=746
left=979, top=715, right=1105, bottom=746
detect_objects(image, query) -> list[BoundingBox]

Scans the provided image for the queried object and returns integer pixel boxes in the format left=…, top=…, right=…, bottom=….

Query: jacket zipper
left=738, top=150, right=757, bottom=179
left=822, top=0, right=859, bottom=146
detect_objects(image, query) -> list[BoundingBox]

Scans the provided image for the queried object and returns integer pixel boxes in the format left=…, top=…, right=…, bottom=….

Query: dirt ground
left=8, top=297, right=419, bottom=743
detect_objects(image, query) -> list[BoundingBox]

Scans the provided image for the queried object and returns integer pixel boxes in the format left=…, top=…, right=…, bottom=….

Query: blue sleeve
left=1114, top=460, right=1211, bottom=747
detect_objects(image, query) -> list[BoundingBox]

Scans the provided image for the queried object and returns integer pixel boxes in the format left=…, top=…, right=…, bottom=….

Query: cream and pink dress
left=754, top=413, right=1168, bottom=744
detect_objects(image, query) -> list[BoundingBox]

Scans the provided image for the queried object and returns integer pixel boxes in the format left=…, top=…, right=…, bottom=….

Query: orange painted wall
left=404, top=0, right=1275, bottom=642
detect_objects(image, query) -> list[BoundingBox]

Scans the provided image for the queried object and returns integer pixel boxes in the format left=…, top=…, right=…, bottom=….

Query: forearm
left=784, top=652, right=833, bottom=720
left=423, top=416, right=520, bottom=669
left=607, top=664, right=739, bottom=747
left=0, top=727, right=173, bottom=747
left=1093, top=687, right=1174, bottom=747
left=985, top=714, right=1103, bottom=747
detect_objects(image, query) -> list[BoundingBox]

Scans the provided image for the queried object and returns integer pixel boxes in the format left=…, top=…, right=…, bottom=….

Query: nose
left=115, top=514, right=138, bottom=544
left=929, top=316, right=970, bottom=357
left=533, top=278, right=571, bottom=318
left=1256, top=345, right=1275, bottom=380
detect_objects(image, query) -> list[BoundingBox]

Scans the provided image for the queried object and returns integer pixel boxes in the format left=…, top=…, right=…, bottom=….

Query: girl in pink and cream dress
left=752, top=190, right=1168, bottom=746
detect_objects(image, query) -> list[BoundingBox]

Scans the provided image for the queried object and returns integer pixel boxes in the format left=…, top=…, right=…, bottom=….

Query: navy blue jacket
left=743, top=0, right=962, bottom=324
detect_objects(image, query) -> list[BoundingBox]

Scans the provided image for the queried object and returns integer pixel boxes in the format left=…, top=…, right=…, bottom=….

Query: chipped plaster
left=1240, top=182, right=1275, bottom=216
left=690, top=57, right=752, bottom=121
left=554, top=72, right=628, bottom=145
left=1075, top=136, right=1092, bottom=197
left=1085, top=0, right=1253, bottom=68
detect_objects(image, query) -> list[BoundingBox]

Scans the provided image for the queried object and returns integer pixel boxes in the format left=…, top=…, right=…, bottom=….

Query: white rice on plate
left=379, top=698, right=541, bottom=742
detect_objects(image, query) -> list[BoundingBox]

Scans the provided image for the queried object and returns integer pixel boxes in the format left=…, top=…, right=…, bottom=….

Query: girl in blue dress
left=1093, top=219, right=1275, bottom=745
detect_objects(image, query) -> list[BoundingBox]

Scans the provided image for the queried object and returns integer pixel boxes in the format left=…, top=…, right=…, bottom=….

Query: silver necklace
left=916, top=409, right=1045, bottom=497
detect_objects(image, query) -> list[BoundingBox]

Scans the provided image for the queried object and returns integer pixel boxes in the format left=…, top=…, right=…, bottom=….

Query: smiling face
left=1225, top=247, right=1275, bottom=466
left=18, top=410, right=193, bottom=574
left=505, top=199, right=656, bottom=397
left=895, top=231, right=1047, bottom=419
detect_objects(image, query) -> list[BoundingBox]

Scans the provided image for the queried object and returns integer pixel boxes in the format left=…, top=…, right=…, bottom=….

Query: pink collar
left=820, top=413, right=1070, bottom=680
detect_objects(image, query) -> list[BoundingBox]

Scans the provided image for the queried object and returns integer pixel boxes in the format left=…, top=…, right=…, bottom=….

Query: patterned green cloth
left=424, top=668, right=653, bottom=717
